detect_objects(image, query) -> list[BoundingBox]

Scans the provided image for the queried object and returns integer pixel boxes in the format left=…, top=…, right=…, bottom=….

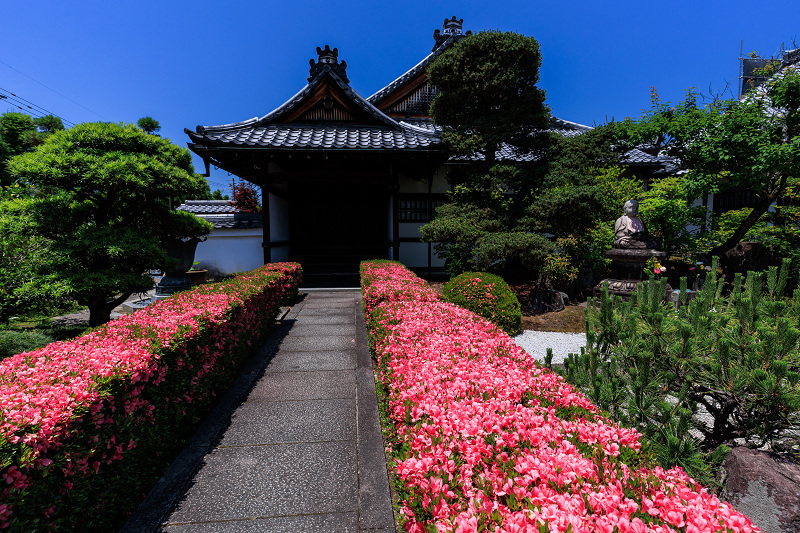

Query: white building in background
left=177, top=200, right=266, bottom=277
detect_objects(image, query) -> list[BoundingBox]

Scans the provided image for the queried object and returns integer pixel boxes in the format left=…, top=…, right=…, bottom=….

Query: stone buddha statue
left=613, top=200, right=659, bottom=249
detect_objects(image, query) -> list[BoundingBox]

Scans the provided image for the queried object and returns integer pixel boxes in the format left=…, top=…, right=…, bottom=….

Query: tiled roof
left=620, top=148, right=679, bottom=174
left=177, top=200, right=237, bottom=214
left=188, top=60, right=400, bottom=141
left=549, top=117, right=593, bottom=137
left=403, top=117, right=594, bottom=162
left=367, top=49, right=442, bottom=105
left=201, top=214, right=263, bottom=230
left=189, top=122, right=440, bottom=151
left=367, top=22, right=466, bottom=105
left=177, top=201, right=263, bottom=229
left=256, top=66, right=398, bottom=129
left=186, top=57, right=442, bottom=152
left=398, top=116, right=592, bottom=136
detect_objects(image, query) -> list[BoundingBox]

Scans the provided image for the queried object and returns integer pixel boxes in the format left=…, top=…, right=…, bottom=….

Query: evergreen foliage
left=561, top=258, right=800, bottom=485
left=428, top=30, right=549, bottom=163
left=136, top=116, right=161, bottom=135
left=442, top=271, right=522, bottom=335
left=422, top=32, right=631, bottom=286
left=421, top=31, right=556, bottom=278
left=0, top=330, right=54, bottom=360
left=5, top=122, right=212, bottom=326
left=0, top=112, right=63, bottom=186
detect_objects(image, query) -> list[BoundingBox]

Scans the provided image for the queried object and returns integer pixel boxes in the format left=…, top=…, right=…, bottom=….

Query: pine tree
left=562, top=258, right=800, bottom=484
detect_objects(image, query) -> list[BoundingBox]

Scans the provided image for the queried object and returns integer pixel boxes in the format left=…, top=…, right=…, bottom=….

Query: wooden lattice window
left=398, top=195, right=446, bottom=222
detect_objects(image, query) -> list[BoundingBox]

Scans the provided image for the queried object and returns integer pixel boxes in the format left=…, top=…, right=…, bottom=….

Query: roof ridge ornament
left=432, top=16, right=472, bottom=51
left=308, top=44, right=349, bottom=83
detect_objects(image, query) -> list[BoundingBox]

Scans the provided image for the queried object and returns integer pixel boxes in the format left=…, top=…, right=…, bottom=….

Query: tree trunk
left=87, top=291, right=133, bottom=327
left=709, top=174, right=787, bottom=258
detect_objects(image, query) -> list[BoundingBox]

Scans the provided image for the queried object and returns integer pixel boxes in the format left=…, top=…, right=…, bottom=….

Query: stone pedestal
left=594, top=248, right=669, bottom=300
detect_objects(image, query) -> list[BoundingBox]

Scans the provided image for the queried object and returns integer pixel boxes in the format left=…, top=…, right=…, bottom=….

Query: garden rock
left=525, top=289, right=568, bottom=315
left=720, top=447, right=800, bottom=533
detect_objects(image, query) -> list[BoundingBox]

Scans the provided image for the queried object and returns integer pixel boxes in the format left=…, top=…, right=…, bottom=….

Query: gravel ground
left=513, top=330, right=587, bottom=365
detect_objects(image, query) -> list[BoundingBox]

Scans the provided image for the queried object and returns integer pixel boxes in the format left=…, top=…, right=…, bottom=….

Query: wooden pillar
left=261, top=183, right=271, bottom=264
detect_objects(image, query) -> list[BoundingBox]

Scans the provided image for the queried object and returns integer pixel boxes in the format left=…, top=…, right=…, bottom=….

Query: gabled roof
left=368, top=16, right=471, bottom=117
left=186, top=45, right=441, bottom=153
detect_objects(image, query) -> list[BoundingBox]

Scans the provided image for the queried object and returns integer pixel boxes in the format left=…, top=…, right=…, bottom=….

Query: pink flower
left=360, top=260, right=761, bottom=533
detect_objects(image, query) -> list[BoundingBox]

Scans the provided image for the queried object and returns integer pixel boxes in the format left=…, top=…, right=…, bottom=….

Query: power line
left=0, top=58, right=106, bottom=120
left=0, top=88, right=76, bottom=127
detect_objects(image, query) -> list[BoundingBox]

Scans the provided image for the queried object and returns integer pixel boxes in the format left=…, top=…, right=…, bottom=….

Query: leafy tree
left=0, top=198, right=70, bottom=324
left=230, top=178, right=261, bottom=213
left=7, top=122, right=212, bottom=326
left=0, top=112, right=37, bottom=155
left=422, top=31, right=554, bottom=277
left=211, top=189, right=229, bottom=200
left=428, top=30, right=549, bottom=163
left=0, top=112, right=63, bottom=186
left=422, top=33, right=643, bottom=288
left=32, top=114, right=64, bottom=133
left=616, top=69, right=800, bottom=259
left=136, top=116, right=161, bottom=135
left=638, top=176, right=708, bottom=256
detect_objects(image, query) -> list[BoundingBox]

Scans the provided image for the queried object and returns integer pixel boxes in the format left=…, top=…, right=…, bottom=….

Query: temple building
left=184, top=17, right=668, bottom=278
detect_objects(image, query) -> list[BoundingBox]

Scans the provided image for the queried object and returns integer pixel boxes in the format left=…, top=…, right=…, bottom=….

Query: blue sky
left=2, top=1, right=799, bottom=195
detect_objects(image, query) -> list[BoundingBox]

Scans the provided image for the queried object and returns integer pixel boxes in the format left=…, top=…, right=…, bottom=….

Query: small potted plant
left=186, top=261, right=208, bottom=284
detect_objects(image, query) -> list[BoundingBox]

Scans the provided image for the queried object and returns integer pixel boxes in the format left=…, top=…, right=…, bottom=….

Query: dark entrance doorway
left=288, top=180, right=389, bottom=275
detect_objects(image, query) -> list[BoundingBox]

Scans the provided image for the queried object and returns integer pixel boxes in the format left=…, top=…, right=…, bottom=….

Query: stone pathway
left=122, top=289, right=395, bottom=532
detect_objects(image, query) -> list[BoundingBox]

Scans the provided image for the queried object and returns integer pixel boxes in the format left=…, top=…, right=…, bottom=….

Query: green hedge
left=0, top=263, right=302, bottom=531
left=442, top=271, right=521, bottom=335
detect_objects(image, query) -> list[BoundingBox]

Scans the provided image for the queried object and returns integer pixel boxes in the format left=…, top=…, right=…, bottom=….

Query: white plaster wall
left=398, top=173, right=428, bottom=193
left=431, top=166, right=450, bottom=193
left=269, top=193, right=289, bottom=241
left=194, top=228, right=264, bottom=276
left=399, top=242, right=446, bottom=268
left=400, top=222, right=425, bottom=239
left=397, top=166, right=450, bottom=194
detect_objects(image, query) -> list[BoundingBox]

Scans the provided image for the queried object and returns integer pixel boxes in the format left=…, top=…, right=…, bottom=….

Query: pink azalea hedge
left=361, top=260, right=758, bottom=533
left=0, top=262, right=301, bottom=531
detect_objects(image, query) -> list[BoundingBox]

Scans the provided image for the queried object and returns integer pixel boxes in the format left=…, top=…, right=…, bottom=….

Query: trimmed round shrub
left=442, top=271, right=522, bottom=335
left=0, top=330, right=55, bottom=360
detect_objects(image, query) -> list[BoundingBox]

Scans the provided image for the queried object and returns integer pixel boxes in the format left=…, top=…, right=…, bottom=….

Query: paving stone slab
left=301, top=300, right=356, bottom=308
left=165, top=441, right=357, bottom=524
left=279, top=335, right=355, bottom=352
left=300, top=291, right=359, bottom=297
left=293, top=306, right=354, bottom=316
left=294, top=314, right=354, bottom=325
left=161, top=512, right=358, bottom=532
left=218, top=398, right=356, bottom=446
left=288, top=323, right=357, bottom=337
left=247, top=370, right=355, bottom=401
left=264, top=350, right=356, bottom=372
